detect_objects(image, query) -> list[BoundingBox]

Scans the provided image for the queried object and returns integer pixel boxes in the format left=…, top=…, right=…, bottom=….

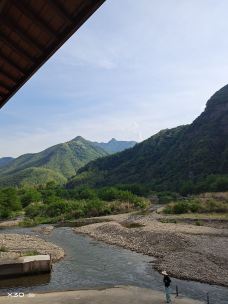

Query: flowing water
left=0, top=226, right=228, bottom=303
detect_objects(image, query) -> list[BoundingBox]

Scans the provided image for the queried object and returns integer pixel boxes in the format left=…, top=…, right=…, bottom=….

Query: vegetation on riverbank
left=0, top=183, right=148, bottom=225
left=1, top=179, right=228, bottom=227
left=163, top=192, right=228, bottom=215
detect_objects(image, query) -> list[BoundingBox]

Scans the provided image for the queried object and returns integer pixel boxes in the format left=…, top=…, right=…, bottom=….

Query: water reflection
left=0, top=273, right=50, bottom=295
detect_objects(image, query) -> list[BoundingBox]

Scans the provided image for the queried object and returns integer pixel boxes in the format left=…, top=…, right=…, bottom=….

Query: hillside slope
left=0, top=137, right=108, bottom=186
left=68, top=85, right=228, bottom=190
left=0, top=157, right=14, bottom=168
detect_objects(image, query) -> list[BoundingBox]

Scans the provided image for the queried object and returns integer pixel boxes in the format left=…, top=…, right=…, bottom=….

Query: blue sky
left=1, top=0, right=228, bottom=157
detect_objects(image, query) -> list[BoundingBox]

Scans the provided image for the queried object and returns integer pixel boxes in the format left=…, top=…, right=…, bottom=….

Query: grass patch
left=0, top=245, right=8, bottom=252
left=164, top=213, right=228, bottom=220
left=195, top=220, right=203, bottom=226
left=163, top=198, right=228, bottom=215
left=22, top=250, right=39, bottom=256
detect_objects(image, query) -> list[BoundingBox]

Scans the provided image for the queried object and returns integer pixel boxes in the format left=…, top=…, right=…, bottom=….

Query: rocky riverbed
left=74, top=213, right=228, bottom=287
left=0, top=233, right=64, bottom=262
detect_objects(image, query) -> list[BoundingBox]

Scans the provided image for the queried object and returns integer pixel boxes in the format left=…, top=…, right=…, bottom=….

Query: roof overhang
left=0, top=0, right=105, bottom=108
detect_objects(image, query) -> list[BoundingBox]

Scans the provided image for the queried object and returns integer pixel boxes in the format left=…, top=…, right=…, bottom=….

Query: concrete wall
left=0, top=255, right=51, bottom=278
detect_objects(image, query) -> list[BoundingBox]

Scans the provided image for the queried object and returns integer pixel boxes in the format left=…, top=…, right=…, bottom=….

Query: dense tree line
left=0, top=183, right=148, bottom=223
left=0, top=174, right=227, bottom=223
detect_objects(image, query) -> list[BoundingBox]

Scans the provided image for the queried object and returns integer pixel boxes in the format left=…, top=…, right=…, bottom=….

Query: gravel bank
left=0, top=233, right=64, bottom=262
left=74, top=215, right=228, bottom=287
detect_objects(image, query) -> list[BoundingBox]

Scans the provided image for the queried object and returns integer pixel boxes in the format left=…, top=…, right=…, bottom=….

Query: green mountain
left=0, top=157, right=14, bottom=168
left=91, top=138, right=137, bottom=153
left=68, top=85, right=228, bottom=190
left=0, top=136, right=108, bottom=187
left=0, top=167, right=66, bottom=187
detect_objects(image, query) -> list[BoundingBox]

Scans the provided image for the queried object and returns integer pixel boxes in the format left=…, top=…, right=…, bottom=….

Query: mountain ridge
left=91, top=138, right=136, bottom=153
left=0, top=137, right=136, bottom=187
left=68, top=84, right=228, bottom=190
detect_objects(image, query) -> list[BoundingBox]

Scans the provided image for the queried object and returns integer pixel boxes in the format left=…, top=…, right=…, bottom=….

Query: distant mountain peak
left=91, top=138, right=137, bottom=154
left=72, top=136, right=85, bottom=141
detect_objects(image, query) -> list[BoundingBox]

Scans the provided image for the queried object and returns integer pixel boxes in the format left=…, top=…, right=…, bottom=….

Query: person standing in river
left=162, top=270, right=172, bottom=303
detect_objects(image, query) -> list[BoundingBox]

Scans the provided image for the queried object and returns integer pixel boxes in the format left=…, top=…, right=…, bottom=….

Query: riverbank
left=0, top=218, right=23, bottom=227
left=0, top=286, right=203, bottom=304
left=0, top=233, right=64, bottom=262
left=74, top=212, right=228, bottom=287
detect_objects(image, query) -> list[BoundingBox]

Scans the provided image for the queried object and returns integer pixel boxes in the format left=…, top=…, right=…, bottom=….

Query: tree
left=21, top=189, right=42, bottom=207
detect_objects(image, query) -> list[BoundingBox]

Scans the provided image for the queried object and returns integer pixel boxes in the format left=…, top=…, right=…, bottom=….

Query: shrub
left=163, top=204, right=174, bottom=214
left=84, top=199, right=106, bottom=217
left=20, top=189, right=41, bottom=207
left=188, top=200, right=200, bottom=213
left=163, top=197, right=228, bottom=215
left=45, top=200, right=75, bottom=217
left=0, top=188, right=22, bottom=212
left=98, top=187, right=119, bottom=201
left=0, top=245, right=8, bottom=252
left=172, top=201, right=189, bottom=214
left=77, top=187, right=97, bottom=200
left=0, top=208, right=11, bottom=219
left=24, top=202, right=46, bottom=218
left=202, top=200, right=228, bottom=213
left=195, top=220, right=203, bottom=226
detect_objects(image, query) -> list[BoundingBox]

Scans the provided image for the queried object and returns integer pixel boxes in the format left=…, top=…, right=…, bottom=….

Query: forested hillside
left=68, top=85, right=228, bottom=192
left=0, top=157, right=14, bottom=168
left=0, top=137, right=108, bottom=187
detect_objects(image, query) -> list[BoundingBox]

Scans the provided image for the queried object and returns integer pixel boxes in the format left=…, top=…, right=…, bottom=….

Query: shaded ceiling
left=0, top=0, right=105, bottom=108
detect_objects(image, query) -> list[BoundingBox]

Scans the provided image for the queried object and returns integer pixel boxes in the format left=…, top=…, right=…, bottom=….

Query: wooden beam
left=1, top=14, right=44, bottom=52
left=0, top=0, right=106, bottom=109
left=47, top=0, right=73, bottom=23
left=13, top=0, right=57, bottom=38
left=0, top=50, right=25, bottom=75
left=0, top=93, right=7, bottom=100
left=0, top=30, right=34, bottom=63
left=0, top=69, right=18, bottom=84
left=0, top=80, right=11, bottom=91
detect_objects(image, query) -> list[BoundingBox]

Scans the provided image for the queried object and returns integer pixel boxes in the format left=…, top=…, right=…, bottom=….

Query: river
left=0, top=226, right=228, bottom=303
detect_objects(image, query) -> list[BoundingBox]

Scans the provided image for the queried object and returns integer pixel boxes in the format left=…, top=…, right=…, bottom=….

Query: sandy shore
left=0, top=286, right=203, bottom=304
left=0, top=233, right=64, bottom=262
left=74, top=212, right=228, bottom=287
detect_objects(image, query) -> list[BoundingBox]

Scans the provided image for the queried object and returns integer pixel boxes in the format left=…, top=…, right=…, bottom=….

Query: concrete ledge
left=0, top=255, right=51, bottom=278
left=0, top=286, right=204, bottom=304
